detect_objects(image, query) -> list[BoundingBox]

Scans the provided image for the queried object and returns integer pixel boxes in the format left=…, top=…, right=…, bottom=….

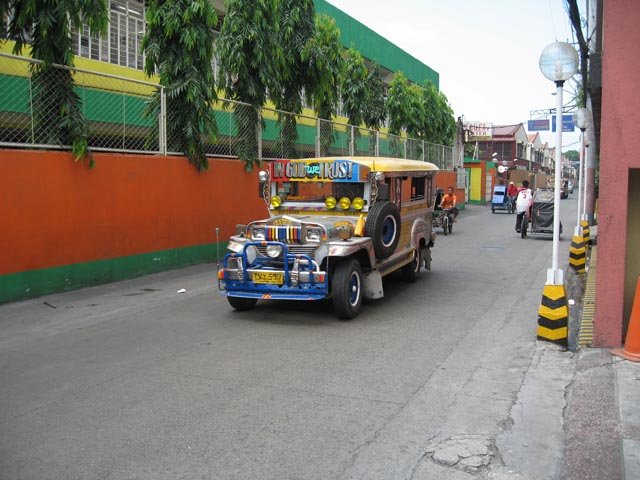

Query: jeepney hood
left=241, top=214, right=363, bottom=242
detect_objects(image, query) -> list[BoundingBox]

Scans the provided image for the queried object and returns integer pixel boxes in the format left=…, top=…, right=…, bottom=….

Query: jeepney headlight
left=352, top=197, right=364, bottom=210
left=252, top=227, right=265, bottom=240
left=325, top=196, right=337, bottom=210
left=266, top=244, right=283, bottom=258
left=306, top=228, right=322, bottom=242
left=270, top=195, right=282, bottom=208
left=258, top=170, right=269, bottom=182
left=339, top=197, right=351, bottom=210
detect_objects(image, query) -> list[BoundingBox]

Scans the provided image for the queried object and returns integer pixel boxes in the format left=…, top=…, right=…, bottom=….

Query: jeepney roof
left=283, top=156, right=439, bottom=173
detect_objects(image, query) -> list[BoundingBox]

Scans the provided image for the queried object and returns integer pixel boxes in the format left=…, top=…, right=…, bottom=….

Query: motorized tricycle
left=519, top=188, right=563, bottom=238
left=491, top=185, right=514, bottom=214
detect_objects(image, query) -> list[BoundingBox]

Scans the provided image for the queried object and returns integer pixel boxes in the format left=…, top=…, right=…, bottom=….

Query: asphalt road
left=0, top=196, right=580, bottom=480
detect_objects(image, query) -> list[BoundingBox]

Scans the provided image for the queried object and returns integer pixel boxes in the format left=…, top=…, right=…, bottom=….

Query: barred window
left=71, top=0, right=145, bottom=70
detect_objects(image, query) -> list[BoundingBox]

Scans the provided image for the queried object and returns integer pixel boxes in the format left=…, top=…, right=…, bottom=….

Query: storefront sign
left=270, top=160, right=360, bottom=182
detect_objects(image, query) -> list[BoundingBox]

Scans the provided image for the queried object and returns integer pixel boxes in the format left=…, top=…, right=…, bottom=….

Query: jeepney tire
left=227, top=296, right=258, bottom=311
left=401, top=248, right=422, bottom=282
left=331, top=259, right=363, bottom=320
left=365, top=201, right=401, bottom=259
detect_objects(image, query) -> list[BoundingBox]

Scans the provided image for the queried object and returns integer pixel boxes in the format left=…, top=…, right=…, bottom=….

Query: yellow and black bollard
left=581, top=220, right=590, bottom=245
left=569, top=233, right=586, bottom=273
left=537, top=285, right=568, bottom=347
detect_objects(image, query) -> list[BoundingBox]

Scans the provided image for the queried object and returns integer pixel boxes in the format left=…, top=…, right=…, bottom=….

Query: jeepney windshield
left=275, top=181, right=366, bottom=203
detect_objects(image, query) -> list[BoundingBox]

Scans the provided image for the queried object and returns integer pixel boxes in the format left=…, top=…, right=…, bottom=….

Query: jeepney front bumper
left=218, top=241, right=328, bottom=301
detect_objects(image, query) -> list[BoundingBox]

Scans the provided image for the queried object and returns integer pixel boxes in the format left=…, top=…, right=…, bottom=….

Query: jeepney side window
left=410, top=176, right=426, bottom=201
left=426, top=175, right=434, bottom=207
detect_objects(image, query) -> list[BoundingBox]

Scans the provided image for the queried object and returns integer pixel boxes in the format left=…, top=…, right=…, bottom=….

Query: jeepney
left=217, top=156, right=439, bottom=319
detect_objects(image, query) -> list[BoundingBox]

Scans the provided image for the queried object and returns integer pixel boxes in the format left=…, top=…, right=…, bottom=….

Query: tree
left=362, top=62, right=386, bottom=131
left=142, top=0, right=218, bottom=172
left=566, top=0, right=589, bottom=109
left=386, top=72, right=423, bottom=157
left=271, top=0, right=316, bottom=159
left=361, top=62, right=386, bottom=155
left=217, top=0, right=281, bottom=171
left=341, top=47, right=368, bottom=129
left=420, top=81, right=456, bottom=146
left=0, top=0, right=108, bottom=166
left=302, top=14, right=343, bottom=155
left=564, top=149, right=579, bottom=162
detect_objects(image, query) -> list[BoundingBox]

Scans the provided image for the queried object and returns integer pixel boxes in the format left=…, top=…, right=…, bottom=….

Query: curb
left=578, top=246, right=597, bottom=348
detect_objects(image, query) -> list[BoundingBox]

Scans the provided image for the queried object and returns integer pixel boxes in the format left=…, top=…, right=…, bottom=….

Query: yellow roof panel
left=284, top=156, right=440, bottom=173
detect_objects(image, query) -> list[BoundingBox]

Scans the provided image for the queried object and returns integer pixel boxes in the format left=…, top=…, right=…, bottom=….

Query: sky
left=326, top=0, right=581, bottom=150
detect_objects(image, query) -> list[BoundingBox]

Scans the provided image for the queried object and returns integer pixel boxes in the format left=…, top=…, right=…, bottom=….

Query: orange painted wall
left=0, top=150, right=266, bottom=275
left=435, top=171, right=465, bottom=203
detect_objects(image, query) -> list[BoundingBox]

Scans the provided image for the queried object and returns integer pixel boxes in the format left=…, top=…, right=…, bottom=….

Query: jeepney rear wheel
left=365, top=201, right=401, bottom=259
left=331, top=259, right=363, bottom=320
left=401, top=247, right=422, bottom=282
left=227, top=296, right=258, bottom=311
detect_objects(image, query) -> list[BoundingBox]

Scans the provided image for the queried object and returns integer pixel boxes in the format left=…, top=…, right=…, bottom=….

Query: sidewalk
left=563, top=237, right=640, bottom=480
left=531, top=238, right=640, bottom=480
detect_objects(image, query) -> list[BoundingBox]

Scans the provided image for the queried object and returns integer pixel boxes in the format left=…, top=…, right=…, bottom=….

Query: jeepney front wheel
left=227, top=296, right=258, bottom=311
left=331, top=259, right=363, bottom=320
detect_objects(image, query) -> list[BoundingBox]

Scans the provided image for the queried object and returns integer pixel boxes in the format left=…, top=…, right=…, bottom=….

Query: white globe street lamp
left=539, top=42, right=579, bottom=285
left=573, top=107, right=593, bottom=237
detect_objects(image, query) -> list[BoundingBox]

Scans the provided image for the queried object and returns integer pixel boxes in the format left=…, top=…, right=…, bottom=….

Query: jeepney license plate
left=252, top=271, right=284, bottom=284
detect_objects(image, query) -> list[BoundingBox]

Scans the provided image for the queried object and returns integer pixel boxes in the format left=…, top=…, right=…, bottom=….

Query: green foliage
left=217, top=0, right=281, bottom=170
left=362, top=62, right=386, bottom=131
left=303, top=15, right=343, bottom=121
left=564, top=149, right=579, bottom=162
left=272, top=0, right=316, bottom=159
left=301, top=14, right=343, bottom=156
left=1, top=0, right=108, bottom=166
left=387, top=73, right=455, bottom=148
left=142, top=0, right=218, bottom=172
left=420, top=81, right=456, bottom=146
left=341, top=47, right=368, bottom=128
left=386, top=72, right=420, bottom=136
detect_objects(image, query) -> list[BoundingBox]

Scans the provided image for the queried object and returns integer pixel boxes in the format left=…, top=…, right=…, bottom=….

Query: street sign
left=551, top=114, right=575, bottom=132
left=464, top=121, right=492, bottom=141
left=528, top=119, right=550, bottom=131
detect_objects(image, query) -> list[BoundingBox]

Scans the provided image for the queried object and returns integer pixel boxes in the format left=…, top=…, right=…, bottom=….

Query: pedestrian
left=439, top=187, right=459, bottom=221
left=507, top=181, right=518, bottom=199
left=515, top=180, right=533, bottom=233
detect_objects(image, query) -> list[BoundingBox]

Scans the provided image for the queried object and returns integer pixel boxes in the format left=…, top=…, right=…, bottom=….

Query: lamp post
left=572, top=108, right=593, bottom=236
left=537, top=41, right=578, bottom=347
left=539, top=42, right=579, bottom=285
left=582, top=125, right=595, bottom=221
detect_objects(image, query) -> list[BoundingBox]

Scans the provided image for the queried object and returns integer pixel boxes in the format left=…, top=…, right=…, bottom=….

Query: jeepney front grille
left=266, top=225, right=302, bottom=244
left=256, top=245, right=317, bottom=257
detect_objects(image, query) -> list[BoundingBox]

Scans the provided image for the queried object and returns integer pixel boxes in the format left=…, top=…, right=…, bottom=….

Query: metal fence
left=0, top=52, right=454, bottom=169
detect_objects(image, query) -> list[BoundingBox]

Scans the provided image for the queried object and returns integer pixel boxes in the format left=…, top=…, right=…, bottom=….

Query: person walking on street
left=440, top=187, right=459, bottom=221
left=515, top=180, right=533, bottom=233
